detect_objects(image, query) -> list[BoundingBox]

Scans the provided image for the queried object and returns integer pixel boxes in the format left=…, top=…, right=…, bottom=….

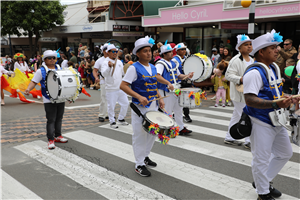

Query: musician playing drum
left=224, top=34, right=254, bottom=149
left=120, top=36, right=165, bottom=177
left=155, top=41, right=193, bottom=136
left=172, top=42, right=192, bottom=123
left=25, top=50, right=68, bottom=150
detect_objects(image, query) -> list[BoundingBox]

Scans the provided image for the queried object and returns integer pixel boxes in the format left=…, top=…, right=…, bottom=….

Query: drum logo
left=68, top=78, right=73, bottom=83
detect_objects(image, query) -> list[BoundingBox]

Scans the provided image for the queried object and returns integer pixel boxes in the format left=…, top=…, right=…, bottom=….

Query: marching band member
left=243, top=30, right=295, bottom=200
left=13, top=53, right=31, bottom=73
left=120, top=36, right=164, bottom=177
left=101, top=44, right=129, bottom=129
left=156, top=41, right=193, bottom=136
left=224, top=34, right=254, bottom=149
left=93, top=43, right=109, bottom=122
left=1, top=65, right=11, bottom=106
left=25, top=50, right=68, bottom=150
left=172, top=42, right=192, bottom=123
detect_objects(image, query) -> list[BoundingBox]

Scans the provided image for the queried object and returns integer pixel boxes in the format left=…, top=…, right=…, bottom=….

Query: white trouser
left=106, top=90, right=129, bottom=123
left=250, top=122, right=293, bottom=195
left=159, top=89, right=184, bottom=131
left=98, top=84, right=108, bottom=118
left=132, top=102, right=157, bottom=168
left=225, top=101, right=250, bottom=143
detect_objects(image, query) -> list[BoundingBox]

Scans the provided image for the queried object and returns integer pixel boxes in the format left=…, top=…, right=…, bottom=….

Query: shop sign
left=82, top=25, right=93, bottom=31
left=130, top=26, right=144, bottom=32
left=13, top=45, right=30, bottom=51
left=39, top=37, right=61, bottom=42
left=113, top=25, right=129, bottom=32
left=82, top=32, right=111, bottom=39
left=112, top=32, right=144, bottom=37
left=221, top=23, right=248, bottom=30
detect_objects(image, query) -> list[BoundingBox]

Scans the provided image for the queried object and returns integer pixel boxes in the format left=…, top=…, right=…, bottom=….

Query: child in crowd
left=211, top=61, right=229, bottom=107
left=282, top=58, right=295, bottom=94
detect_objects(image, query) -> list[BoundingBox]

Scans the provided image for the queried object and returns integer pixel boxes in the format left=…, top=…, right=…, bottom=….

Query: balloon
left=285, top=65, right=294, bottom=77
left=241, top=0, right=252, bottom=8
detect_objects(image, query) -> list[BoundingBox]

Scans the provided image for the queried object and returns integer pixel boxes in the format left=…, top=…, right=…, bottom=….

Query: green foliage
left=1, top=1, right=67, bottom=36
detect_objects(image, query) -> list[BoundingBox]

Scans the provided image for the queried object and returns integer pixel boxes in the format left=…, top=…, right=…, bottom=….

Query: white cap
left=132, top=36, right=155, bottom=55
left=174, top=42, right=187, bottom=51
left=101, top=43, right=109, bottom=51
left=95, top=45, right=99, bottom=48
left=106, top=44, right=117, bottom=53
left=43, top=50, right=57, bottom=61
left=250, top=29, right=283, bottom=56
left=160, top=40, right=173, bottom=55
left=235, top=34, right=252, bottom=51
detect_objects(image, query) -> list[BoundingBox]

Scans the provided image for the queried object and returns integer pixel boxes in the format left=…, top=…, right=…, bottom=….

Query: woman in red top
left=78, top=61, right=87, bottom=86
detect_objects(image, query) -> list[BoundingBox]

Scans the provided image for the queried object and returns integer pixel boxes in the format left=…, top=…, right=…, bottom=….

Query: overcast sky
left=60, top=0, right=87, bottom=5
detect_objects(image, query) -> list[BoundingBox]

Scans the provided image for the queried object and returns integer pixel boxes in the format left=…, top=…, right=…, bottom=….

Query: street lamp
left=241, top=0, right=256, bottom=39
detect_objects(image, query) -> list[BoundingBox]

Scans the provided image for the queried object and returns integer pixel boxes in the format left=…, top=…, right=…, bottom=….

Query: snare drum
left=178, top=88, right=202, bottom=108
left=142, top=111, right=175, bottom=135
left=46, top=68, right=82, bottom=103
left=182, top=54, right=213, bottom=83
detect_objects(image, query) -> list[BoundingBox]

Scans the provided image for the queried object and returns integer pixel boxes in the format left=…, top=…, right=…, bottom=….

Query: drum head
left=46, top=71, right=59, bottom=99
left=145, top=111, right=174, bottom=128
left=182, top=55, right=204, bottom=81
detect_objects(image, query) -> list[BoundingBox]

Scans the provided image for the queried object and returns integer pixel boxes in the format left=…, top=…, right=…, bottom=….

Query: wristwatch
left=272, top=102, right=279, bottom=109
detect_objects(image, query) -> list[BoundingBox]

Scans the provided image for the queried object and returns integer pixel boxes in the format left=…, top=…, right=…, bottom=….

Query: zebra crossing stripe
left=191, top=109, right=233, bottom=118
left=100, top=124, right=300, bottom=181
left=208, top=106, right=234, bottom=111
left=2, top=169, right=42, bottom=199
left=64, top=130, right=299, bottom=200
left=189, top=114, right=230, bottom=126
left=14, top=140, right=174, bottom=200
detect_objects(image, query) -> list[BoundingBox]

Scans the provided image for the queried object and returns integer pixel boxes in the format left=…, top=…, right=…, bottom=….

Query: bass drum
left=182, top=53, right=213, bottom=83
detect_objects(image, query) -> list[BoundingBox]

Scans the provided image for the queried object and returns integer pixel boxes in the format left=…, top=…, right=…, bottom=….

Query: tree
left=1, top=1, right=66, bottom=57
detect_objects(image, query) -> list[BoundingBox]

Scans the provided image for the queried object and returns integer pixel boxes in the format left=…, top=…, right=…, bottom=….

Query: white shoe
left=210, top=95, right=216, bottom=100
left=214, top=104, right=218, bottom=107
left=110, top=122, right=118, bottom=129
left=227, top=101, right=232, bottom=106
left=48, top=140, right=55, bottom=149
left=118, top=119, right=129, bottom=125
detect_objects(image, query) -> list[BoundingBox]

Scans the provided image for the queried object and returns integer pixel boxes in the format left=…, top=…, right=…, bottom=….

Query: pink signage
left=143, top=2, right=300, bottom=26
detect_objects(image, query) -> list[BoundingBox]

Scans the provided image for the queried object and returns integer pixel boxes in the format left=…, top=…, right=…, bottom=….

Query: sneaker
left=90, top=87, right=93, bottom=89
left=179, top=127, right=192, bottom=136
left=105, top=116, right=109, bottom=119
left=243, top=142, right=251, bottom=150
left=252, top=182, right=282, bottom=198
left=118, top=119, right=129, bottom=125
left=183, top=115, right=192, bottom=123
left=110, top=122, right=118, bottom=129
left=99, top=117, right=105, bottom=122
left=214, top=104, right=218, bottom=107
left=257, top=193, right=275, bottom=200
left=54, top=136, right=68, bottom=143
left=227, top=101, right=232, bottom=106
left=224, top=140, right=242, bottom=146
left=135, top=165, right=151, bottom=177
left=144, top=157, right=157, bottom=168
left=210, top=95, right=216, bottom=100
left=48, top=140, right=55, bottom=149
left=222, top=104, right=226, bottom=107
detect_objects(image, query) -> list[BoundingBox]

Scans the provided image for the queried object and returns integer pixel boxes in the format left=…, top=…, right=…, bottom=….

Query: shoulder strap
left=156, top=60, right=171, bottom=72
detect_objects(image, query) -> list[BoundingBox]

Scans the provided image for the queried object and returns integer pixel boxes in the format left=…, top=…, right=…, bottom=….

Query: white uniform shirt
left=243, top=67, right=276, bottom=127
left=101, top=57, right=124, bottom=91
left=94, top=56, right=107, bottom=84
left=0, top=65, right=8, bottom=77
left=156, top=59, right=181, bottom=76
left=14, top=61, right=30, bottom=73
left=123, top=62, right=152, bottom=84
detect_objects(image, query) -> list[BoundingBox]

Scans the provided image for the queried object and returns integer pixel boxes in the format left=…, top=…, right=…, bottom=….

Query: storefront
left=142, top=0, right=300, bottom=57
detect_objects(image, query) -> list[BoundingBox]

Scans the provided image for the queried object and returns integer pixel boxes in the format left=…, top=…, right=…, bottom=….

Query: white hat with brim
left=106, top=44, right=117, bottom=53
left=235, top=34, right=252, bottom=51
left=175, top=43, right=187, bottom=51
left=250, top=29, right=283, bottom=56
left=43, top=50, right=57, bottom=61
left=101, top=43, right=109, bottom=51
left=160, top=43, right=173, bottom=55
left=132, top=36, right=155, bottom=55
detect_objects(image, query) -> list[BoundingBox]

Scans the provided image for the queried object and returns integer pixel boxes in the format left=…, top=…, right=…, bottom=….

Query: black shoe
left=135, top=165, right=151, bottom=177
left=183, top=115, right=192, bottom=123
left=252, top=182, right=282, bottom=198
left=99, top=117, right=105, bottom=122
left=179, top=127, right=192, bottom=136
left=257, top=193, right=275, bottom=200
left=105, top=116, right=109, bottom=119
left=144, top=157, right=157, bottom=168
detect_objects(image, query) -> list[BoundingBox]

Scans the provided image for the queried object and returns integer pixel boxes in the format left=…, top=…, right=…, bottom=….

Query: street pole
left=9, top=34, right=13, bottom=55
left=248, top=0, right=256, bottom=39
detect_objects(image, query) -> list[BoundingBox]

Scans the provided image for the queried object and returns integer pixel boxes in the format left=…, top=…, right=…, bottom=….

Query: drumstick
left=138, top=96, right=169, bottom=105
left=182, top=72, right=194, bottom=80
left=161, top=107, right=169, bottom=114
left=272, top=94, right=300, bottom=102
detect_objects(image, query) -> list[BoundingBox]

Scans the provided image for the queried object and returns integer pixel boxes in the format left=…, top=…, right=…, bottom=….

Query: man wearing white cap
left=156, top=41, right=193, bottom=136
left=120, top=36, right=165, bottom=177
left=101, top=44, right=129, bottom=129
left=25, top=50, right=68, bottom=150
left=224, top=34, right=254, bottom=149
left=243, top=30, right=295, bottom=200
left=93, top=43, right=109, bottom=122
left=172, top=42, right=192, bottom=123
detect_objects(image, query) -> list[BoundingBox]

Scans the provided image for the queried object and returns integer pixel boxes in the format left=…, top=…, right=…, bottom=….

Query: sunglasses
left=283, top=43, right=290, bottom=46
left=179, top=48, right=186, bottom=51
left=111, top=50, right=118, bottom=54
left=45, top=56, right=56, bottom=60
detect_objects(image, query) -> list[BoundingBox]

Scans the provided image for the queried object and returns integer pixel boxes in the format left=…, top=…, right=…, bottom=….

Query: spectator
left=157, top=42, right=163, bottom=50
left=152, top=49, right=161, bottom=64
left=123, top=54, right=133, bottom=74
left=211, top=48, right=220, bottom=68
left=218, top=45, right=225, bottom=63
left=69, top=51, right=77, bottom=65
left=211, top=66, right=228, bottom=107
left=94, top=46, right=101, bottom=61
left=86, top=60, right=95, bottom=89
left=61, top=54, right=68, bottom=69
left=66, top=47, right=71, bottom=60
left=276, top=39, right=297, bottom=76
left=282, top=58, right=295, bottom=94
left=124, top=54, right=131, bottom=64
left=222, top=47, right=232, bottom=61
left=67, top=61, right=73, bottom=68
left=77, top=43, right=83, bottom=60
left=74, top=63, right=79, bottom=70
left=78, top=61, right=87, bottom=86
left=88, top=47, right=93, bottom=59
left=79, top=46, right=85, bottom=61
